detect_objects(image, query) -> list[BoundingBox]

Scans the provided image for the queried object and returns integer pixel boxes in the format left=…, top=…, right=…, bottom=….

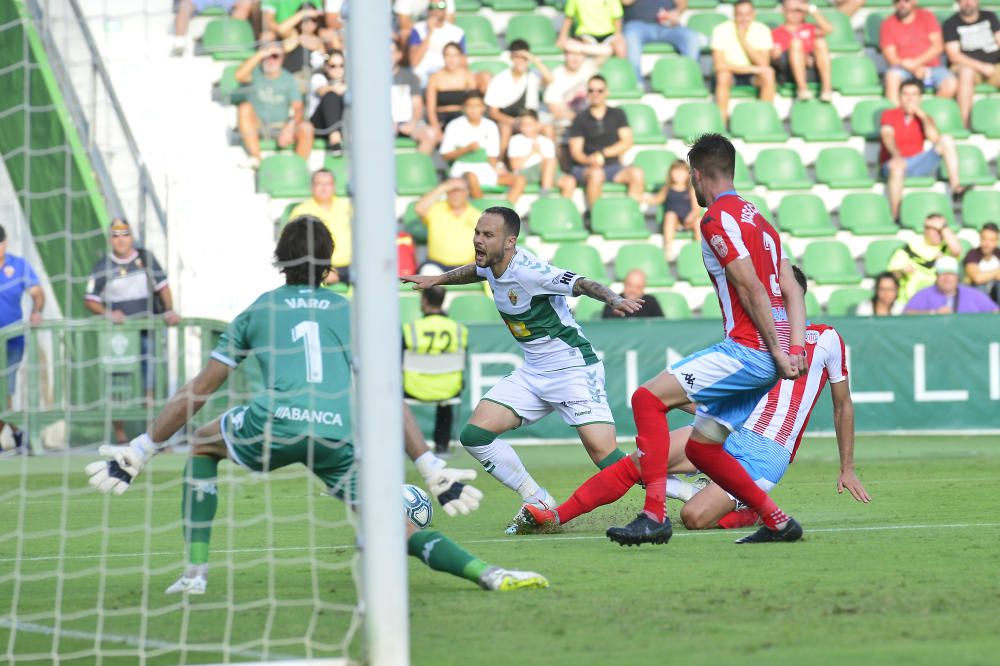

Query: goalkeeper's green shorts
left=220, top=405, right=357, bottom=504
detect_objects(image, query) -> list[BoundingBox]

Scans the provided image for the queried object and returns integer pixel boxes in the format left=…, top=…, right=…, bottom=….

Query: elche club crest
left=710, top=234, right=728, bottom=258
left=507, top=289, right=518, bottom=305
left=805, top=329, right=820, bottom=345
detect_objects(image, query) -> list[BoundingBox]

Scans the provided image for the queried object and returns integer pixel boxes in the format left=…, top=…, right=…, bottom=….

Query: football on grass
left=402, top=484, right=433, bottom=529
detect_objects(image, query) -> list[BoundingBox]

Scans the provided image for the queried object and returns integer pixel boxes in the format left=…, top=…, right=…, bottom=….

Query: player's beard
left=693, top=180, right=707, bottom=208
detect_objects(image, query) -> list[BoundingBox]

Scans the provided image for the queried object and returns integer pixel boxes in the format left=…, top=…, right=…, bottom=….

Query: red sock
left=685, top=437, right=789, bottom=530
left=557, top=457, right=640, bottom=525
left=631, top=387, right=670, bottom=522
left=716, top=508, right=759, bottom=529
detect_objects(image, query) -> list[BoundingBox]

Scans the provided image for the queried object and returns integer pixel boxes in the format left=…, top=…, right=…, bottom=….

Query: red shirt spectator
left=772, top=23, right=818, bottom=54
left=880, top=8, right=943, bottom=66
left=878, top=106, right=927, bottom=163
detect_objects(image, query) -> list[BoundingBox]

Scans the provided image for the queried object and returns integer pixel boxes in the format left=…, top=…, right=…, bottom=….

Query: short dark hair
left=876, top=271, right=899, bottom=288
left=464, top=91, right=484, bottom=104
left=982, top=222, right=999, bottom=234
left=519, top=109, right=539, bottom=120
left=443, top=41, right=464, bottom=54
left=687, top=133, right=736, bottom=180
left=422, top=286, right=446, bottom=309
left=733, top=0, right=753, bottom=7
left=900, top=79, right=923, bottom=95
left=275, top=215, right=334, bottom=286
left=483, top=206, right=521, bottom=238
left=792, top=265, right=808, bottom=294
left=312, top=168, right=334, bottom=183
left=509, top=38, right=530, bottom=53
left=588, top=74, right=607, bottom=86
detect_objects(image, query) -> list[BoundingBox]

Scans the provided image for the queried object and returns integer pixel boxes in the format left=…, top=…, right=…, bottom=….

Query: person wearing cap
left=413, top=178, right=481, bottom=273
left=84, top=219, right=180, bottom=443
left=888, top=213, right=961, bottom=302
left=904, top=256, right=999, bottom=314
left=0, top=224, right=44, bottom=454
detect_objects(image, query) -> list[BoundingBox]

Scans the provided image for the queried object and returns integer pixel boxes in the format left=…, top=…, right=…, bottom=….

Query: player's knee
left=459, top=424, right=496, bottom=447
left=680, top=503, right=712, bottom=530
left=631, top=386, right=666, bottom=414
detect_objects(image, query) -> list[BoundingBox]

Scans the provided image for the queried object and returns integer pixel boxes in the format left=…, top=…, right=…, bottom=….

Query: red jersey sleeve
left=701, top=205, right=750, bottom=269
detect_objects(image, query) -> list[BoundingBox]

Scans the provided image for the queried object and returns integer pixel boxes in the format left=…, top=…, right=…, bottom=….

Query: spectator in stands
left=771, top=0, right=835, bottom=101
left=84, top=219, right=180, bottom=444
left=566, top=74, right=645, bottom=209
left=602, top=270, right=663, bottom=318
left=855, top=272, right=905, bottom=316
left=307, top=50, right=347, bottom=153
left=507, top=110, right=576, bottom=197
left=904, top=256, right=999, bottom=314
left=0, top=224, right=44, bottom=454
left=880, top=80, right=966, bottom=221
left=263, top=0, right=341, bottom=37
left=414, top=178, right=481, bottom=273
left=964, top=222, right=1000, bottom=304
left=440, top=93, right=527, bottom=204
left=543, top=47, right=607, bottom=130
left=622, top=0, right=701, bottom=79
left=235, top=40, right=313, bottom=167
left=290, top=169, right=352, bottom=284
left=888, top=213, right=962, bottom=302
left=172, top=0, right=252, bottom=57
left=426, top=42, right=479, bottom=136
left=485, top=39, right=554, bottom=155
left=276, top=6, right=334, bottom=76
left=711, top=0, right=776, bottom=124
left=557, top=0, right=627, bottom=59
left=408, top=1, right=467, bottom=86
left=880, top=0, right=957, bottom=104
left=395, top=0, right=456, bottom=44
left=943, top=0, right=1000, bottom=127
left=647, top=159, right=699, bottom=260
left=392, top=38, right=437, bottom=154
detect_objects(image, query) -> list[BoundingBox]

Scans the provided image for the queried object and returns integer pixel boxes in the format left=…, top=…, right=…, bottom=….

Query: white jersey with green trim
left=475, top=247, right=599, bottom=372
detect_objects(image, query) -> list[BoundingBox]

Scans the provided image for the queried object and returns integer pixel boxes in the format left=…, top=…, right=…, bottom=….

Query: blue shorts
left=723, top=428, right=791, bottom=491
left=669, top=338, right=778, bottom=433
left=192, top=0, right=239, bottom=12
left=570, top=162, right=624, bottom=184
left=880, top=148, right=940, bottom=178
left=5, top=336, right=24, bottom=396
left=886, top=65, right=955, bottom=91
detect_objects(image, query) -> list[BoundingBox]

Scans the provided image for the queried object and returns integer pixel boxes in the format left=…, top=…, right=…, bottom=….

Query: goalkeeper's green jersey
left=211, top=285, right=352, bottom=442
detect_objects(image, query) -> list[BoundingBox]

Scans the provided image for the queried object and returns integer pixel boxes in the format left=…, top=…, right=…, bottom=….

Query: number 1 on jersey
left=292, top=320, right=324, bottom=383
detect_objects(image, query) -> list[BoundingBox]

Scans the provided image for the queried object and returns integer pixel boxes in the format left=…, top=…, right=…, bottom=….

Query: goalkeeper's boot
left=479, top=566, right=549, bottom=591
left=606, top=513, right=673, bottom=547
left=166, top=566, right=207, bottom=595
left=522, top=502, right=560, bottom=530
left=505, top=490, right=557, bottom=535
left=734, top=517, right=803, bottom=544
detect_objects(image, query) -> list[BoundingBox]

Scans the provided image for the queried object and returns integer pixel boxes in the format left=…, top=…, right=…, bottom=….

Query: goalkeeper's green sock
left=407, top=530, right=489, bottom=584
left=181, top=456, right=219, bottom=566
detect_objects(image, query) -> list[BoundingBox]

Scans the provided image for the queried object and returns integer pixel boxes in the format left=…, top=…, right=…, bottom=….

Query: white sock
left=464, top=438, right=542, bottom=502
left=666, top=475, right=698, bottom=503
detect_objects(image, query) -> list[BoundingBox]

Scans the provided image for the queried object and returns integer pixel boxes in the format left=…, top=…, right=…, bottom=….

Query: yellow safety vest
left=402, top=314, right=468, bottom=401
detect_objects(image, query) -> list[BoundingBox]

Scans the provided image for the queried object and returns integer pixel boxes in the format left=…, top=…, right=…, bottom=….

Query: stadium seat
left=790, top=101, right=848, bottom=141
left=815, top=147, right=874, bottom=189
left=776, top=194, right=837, bottom=237
left=755, top=10, right=783, bottom=28
left=850, top=99, right=894, bottom=139
left=838, top=193, right=898, bottom=235
left=257, top=154, right=311, bottom=198
left=600, top=58, right=644, bottom=99
left=805, top=291, right=822, bottom=318
left=323, top=155, right=350, bottom=196
left=614, top=244, right=675, bottom=286
left=574, top=295, right=606, bottom=321
left=677, top=242, right=711, bottom=286
left=655, top=291, right=692, bottom=319
left=754, top=149, right=812, bottom=190
left=734, top=153, right=755, bottom=190
left=900, top=192, right=956, bottom=231
left=619, top=103, right=665, bottom=144
left=528, top=198, right=588, bottom=241
left=673, top=102, right=726, bottom=142
left=826, top=287, right=872, bottom=316
left=700, top=292, right=721, bottom=318
left=216, top=64, right=249, bottom=104
left=864, top=239, right=906, bottom=276
left=962, top=190, right=1000, bottom=230
left=944, top=145, right=995, bottom=186
left=400, top=295, right=422, bottom=324
left=395, top=153, right=438, bottom=196
left=921, top=98, right=970, bottom=139
left=729, top=102, right=789, bottom=142
left=454, top=16, right=501, bottom=56
left=863, top=11, right=889, bottom=49
left=400, top=201, right=428, bottom=244
left=741, top=193, right=772, bottom=222
left=971, top=98, right=1000, bottom=137
left=504, top=14, right=560, bottom=54
left=471, top=197, right=512, bottom=212
left=591, top=198, right=650, bottom=239
left=455, top=0, right=481, bottom=9
left=802, top=240, right=862, bottom=284
left=449, top=294, right=499, bottom=322
left=201, top=18, right=255, bottom=60
left=810, top=10, right=860, bottom=52
left=632, top=149, right=678, bottom=191
left=831, top=56, right=883, bottom=96
left=686, top=13, right=727, bottom=52
left=552, top=243, right=609, bottom=283
left=468, top=59, right=508, bottom=75
left=650, top=57, right=709, bottom=98
left=484, top=0, right=537, bottom=11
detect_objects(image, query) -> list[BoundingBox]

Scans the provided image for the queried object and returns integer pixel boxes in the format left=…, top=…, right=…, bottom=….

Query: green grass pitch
left=2, top=435, right=999, bottom=665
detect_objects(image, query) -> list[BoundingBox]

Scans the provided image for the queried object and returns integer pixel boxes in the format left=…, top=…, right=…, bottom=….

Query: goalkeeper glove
left=414, top=451, right=484, bottom=517
left=85, top=433, right=160, bottom=495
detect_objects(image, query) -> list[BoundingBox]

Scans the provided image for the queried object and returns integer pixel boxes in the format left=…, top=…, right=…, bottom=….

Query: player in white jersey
left=401, top=206, right=643, bottom=529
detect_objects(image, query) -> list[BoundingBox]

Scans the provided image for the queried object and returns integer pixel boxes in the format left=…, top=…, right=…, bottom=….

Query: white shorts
left=449, top=162, right=499, bottom=187
left=483, top=362, right=614, bottom=427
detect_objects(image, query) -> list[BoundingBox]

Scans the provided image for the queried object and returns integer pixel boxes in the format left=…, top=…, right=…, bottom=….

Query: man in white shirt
left=543, top=47, right=607, bottom=129
left=485, top=39, right=555, bottom=154
left=395, top=0, right=456, bottom=42
left=407, top=1, right=466, bottom=85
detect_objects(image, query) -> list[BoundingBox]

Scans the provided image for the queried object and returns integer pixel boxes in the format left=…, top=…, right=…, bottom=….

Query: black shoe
left=734, top=517, right=803, bottom=544
left=606, top=513, right=672, bottom=547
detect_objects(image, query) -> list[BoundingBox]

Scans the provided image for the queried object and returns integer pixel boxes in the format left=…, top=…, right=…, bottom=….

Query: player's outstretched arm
left=400, top=264, right=484, bottom=290
left=403, top=402, right=483, bottom=516
left=725, top=257, right=798, bottom=379
left=830, top=381, right=871, bottom=503
left=572, top=277, right=643, bottom=316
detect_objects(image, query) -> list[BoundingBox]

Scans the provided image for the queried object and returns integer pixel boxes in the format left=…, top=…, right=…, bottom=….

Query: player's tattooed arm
left=572, top=278, right=643, bottom=316
left=400, top=264, right=483, bottom=290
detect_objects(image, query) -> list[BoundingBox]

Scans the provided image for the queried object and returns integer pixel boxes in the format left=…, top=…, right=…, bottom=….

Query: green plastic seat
left=921, top=98, right=971, bottom=139
left=677, top=242, right=711, bottom=286
left=686, top=13, right=727, bottom=52
left=400, top=295, right=422, bottom=324
left=455, top=15, right=502, bottom=56
left=815, top=147, right=874, bottom=189
left=216, top=64, right=250, bottom=104
left=805, top=291, right=822, bottom=318
left=620, top=103, right=665, bottom=145
left=755, top=11, right=783, bottom=29
left=850, top=98, right=894, bottom=139
left=257, top=154, right=311, bottom=198
left=700, top=292, right=722, bottom=318
left=574, top=296, right=606, bottom=321
left=455, top=0, right=481, bottom=9
left=528, top=198, right=588, bottom=241
left=863, top=11, right=889, bottom=49
left=831, top=56, right=883, bottom=96
left=790, top=101, right=848, bottom=141
left=838, top=193, right=898, bottom=235
left=504, top=14, right=560, bottom=55
left=971, top=98, right=1000, bottom=137
left=754, top=149, right=812, bottom=190
left=551, top=244, right=609, bottom=283
left=471, top=197, right=512, bottom=212
left=943, top=145, right=995, bottom=186
left=469, top=59, right=508, bottom=75
left=642, top=41, right=677, bottom=55
left=899, top=192, right=956, bottom=231
left=650, top=57, right=709, bottom=98
left=826, top=287, right=872, bottom=316
left=864, top=239, right=906, bottom=277
left=685, top=0, right=719, bottom=6
left=323, top=155, right=350, bottom=196
left=730, top=102, right=789, bottom=142
left=600, top=58, right=644, bottom=99
left=614, top=244, right=675, bottom=286
left=449, top=294, right=499, bottom=322
left=751, top=0, right=778, bottom=7
left=809, top=10, right=860, bottom=52
left=484, top=0, right=537, bottom=11
left=201, top=18, right=255, bottom=61
left=740, top=193, right=772, bottom=222
left=673, top=101, right=725, bottom=142
left=776, top=194, right=837, bottom=237
left=401, top=201, right=428, bottom=244
left=632, top=149, right=678, bottom=191
left=802, top=240, right=862, bottom=284
left=395, top=153, right=439, bottom=196
left=591, top=198, right=650, bottom=240
left=654, top=291, right=692, bottom=319
left=734, top=153, right=755, bottom=190
left=962, top=190, right=1000, bottom=230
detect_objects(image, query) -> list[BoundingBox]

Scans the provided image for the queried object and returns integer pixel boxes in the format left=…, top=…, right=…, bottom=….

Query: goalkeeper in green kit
left=85, top=216, right=547, bottom=594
